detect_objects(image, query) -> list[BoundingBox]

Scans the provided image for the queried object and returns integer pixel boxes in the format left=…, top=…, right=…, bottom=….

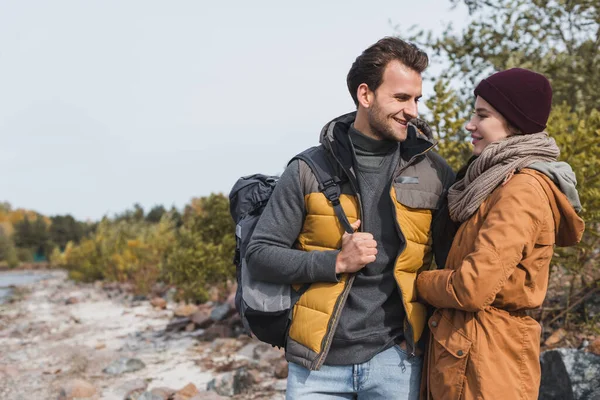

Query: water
left=0, top=271, right=51, bottom=304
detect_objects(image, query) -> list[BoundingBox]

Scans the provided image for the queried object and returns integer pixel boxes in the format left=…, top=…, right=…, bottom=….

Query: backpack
left=229, top=146, right=353, bottom=348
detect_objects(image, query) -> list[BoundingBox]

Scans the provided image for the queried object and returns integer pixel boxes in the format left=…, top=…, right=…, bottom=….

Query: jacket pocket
left=428, top=312, right=472, bottom=400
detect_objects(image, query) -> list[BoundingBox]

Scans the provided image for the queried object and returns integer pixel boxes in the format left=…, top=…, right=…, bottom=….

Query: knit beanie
left=474, top=68, right=552, bottom=134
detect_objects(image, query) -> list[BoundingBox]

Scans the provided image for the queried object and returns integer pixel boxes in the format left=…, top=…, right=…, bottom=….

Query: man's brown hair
left=347, top=37, right=428, bottom=107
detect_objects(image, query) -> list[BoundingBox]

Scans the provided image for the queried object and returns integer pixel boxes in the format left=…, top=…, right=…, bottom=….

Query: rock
left=65, top=297, right=79, bottom=305
left=185, top=322, right=196, bottom=332
left=545, top=328, right=568, bottom=347
left=150, top=297, right=167, bottom=309
left=270, top=379, right=287, bottom=392
left=118, top=378, right=148, bottom=399
left=95, top=343, right=106, bottom=350
left=136, top=392, right=165, bottom=400
left=103, top=358, right=146, bottom=375
left=165, top=317, right=191, bottom=332
left=173, top=383, right=199, bottom=400
left=587, top=337, right=600, bottom=356
left=540, top=348, right=600, bottom=400
left=190, top=308, right=213, bottom=328
left=149, top=387, right=176, bottom=400
left=174, top=304, right=198, bottom=317
left=207, top=367, right=253, bottom=397
left=210, top=303, right=232, bottom=322
left=540, top=350, right=574, bottom=400
left=202, top=324, right=233, bottom=341
left=238, top=342, right=260, bottom=360
left=274, top=359, right=288, bottom=379
left=57, top=379, right=97, bottom=400
left=254, top=343, right=285, bottom=362
left=191, top=392, right=226, bottom=400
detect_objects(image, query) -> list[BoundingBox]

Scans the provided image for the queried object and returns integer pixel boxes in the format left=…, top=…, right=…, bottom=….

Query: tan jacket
left=416, top=169, right=584, bottom=400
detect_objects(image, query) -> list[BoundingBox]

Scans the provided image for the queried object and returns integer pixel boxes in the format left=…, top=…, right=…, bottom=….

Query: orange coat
left=416, top=169, right=584, bottom=400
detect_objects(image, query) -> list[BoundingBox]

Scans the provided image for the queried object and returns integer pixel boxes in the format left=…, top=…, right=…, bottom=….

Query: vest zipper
left=310, top=145, right=364, bottom=370
left=390, top=143, right=436, bottom=357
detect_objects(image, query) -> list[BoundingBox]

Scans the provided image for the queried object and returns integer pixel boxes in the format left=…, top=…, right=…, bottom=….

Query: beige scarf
left=448, top=132, right=560, bottom=223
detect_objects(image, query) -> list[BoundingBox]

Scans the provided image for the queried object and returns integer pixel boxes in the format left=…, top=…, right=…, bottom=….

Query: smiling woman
left=416, top=68, right=585, bottom=400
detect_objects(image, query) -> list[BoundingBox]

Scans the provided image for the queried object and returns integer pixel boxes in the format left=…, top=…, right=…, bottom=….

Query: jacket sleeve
left=417, top=176, right=548, bottom=312
left=245, top=159, right=339, bottom=284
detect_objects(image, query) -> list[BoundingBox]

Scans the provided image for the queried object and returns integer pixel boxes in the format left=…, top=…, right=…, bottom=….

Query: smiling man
left=246, top=37, right=454, bottom=399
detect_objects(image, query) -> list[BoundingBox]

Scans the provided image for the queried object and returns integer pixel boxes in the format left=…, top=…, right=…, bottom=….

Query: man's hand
left=335, top=220, right=378, bottom=274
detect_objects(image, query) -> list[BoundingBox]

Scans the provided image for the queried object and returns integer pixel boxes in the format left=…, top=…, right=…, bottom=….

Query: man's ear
left=356, top=83, right=373, bottom=109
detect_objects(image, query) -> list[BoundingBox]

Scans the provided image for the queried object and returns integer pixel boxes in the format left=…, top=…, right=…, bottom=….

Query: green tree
left=163, top=194, right=236, bottom=302
left=49, top=215, right=85, bottom=250
left=0, top=226, right=18, bottom=268
left=13, top=216, right=53, bottom=260
left=145, top=205, right=167, bottom=223
left=404, top=0, right=600, bottom=324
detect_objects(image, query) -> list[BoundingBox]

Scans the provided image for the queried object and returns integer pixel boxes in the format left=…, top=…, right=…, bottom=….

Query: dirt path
left=0, top=271, right=285, bottom=399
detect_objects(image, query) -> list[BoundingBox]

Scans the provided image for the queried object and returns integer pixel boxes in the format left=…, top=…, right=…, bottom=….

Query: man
left=246, top=37, right=454, bottom=399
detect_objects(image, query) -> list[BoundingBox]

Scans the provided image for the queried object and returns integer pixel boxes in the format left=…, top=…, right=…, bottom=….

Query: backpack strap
left=293, top=147, right=354, bottom=235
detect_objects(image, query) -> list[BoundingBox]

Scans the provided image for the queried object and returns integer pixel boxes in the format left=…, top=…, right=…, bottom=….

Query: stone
left=539, top=350, right=574, bottom=400
left=118, top=378, right=148, bottom=399
left=539, top=348, right=600, bottom=400
left=210, top=303, right=232, bottom=322
left=174, top=304, right=198, bottom=317
left=149, top=387, right=176, bottom=400
left=190, top=308, right=213, bottom=328
left=165, top=317, right=191, bottom=332
left=65, top=297, right=79, bottom=305
left=587, top=337, right=600, bottom=356
left=202, top=324, right=233, bottom=341
left=271, top=379, right=287, bottom=392
left=57, top=379, right=97, bottom=400
left=274, top=359, right=288, bottom=379
left=191, top=392, right=226, bottom=399
left=103, top=357, right=146, bottom=375
left=172, top=383, right=199, bottom=400
left=545, top=328, right=567, bottom=347
left=150, top=297, right=167, bottom=309
left=254, top=343, right=285, bottom=362
left=136, top=392, right=165, bottom=400
left=207, top=367, right=253, bottom=397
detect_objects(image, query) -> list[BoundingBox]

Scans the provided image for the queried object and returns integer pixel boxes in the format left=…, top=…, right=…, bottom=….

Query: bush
left=163, top=194, right=235, bottom=302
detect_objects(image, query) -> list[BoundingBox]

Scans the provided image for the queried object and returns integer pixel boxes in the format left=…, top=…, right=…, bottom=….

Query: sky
left=0, top=0, right=469, bottom=221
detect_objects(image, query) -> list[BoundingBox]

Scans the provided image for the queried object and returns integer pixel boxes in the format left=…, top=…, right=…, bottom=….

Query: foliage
left=52, top=216, right=176, bottom=293
left=163, top=194, right=236, bottom=303
left=403, top=0, right=600, bottom=326
left=12, top=216, right=53, bottom=259
left=49, top=215, right=88, bottom=250
left=0, top=227, right=18, bottom=268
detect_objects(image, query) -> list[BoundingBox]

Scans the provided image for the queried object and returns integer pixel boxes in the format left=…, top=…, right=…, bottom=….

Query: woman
left=416, top=68, right=585, bottom=399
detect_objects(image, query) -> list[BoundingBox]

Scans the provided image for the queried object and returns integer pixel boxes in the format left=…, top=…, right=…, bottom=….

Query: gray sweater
left=246, top=125, right=405, bottom=365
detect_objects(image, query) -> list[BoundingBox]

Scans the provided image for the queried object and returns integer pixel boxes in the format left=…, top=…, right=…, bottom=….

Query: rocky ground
left=0, top=271, right=288, bottom=400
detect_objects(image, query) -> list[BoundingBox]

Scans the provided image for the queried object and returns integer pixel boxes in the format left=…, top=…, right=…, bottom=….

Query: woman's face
left=466, top=96, right=513, bottom=156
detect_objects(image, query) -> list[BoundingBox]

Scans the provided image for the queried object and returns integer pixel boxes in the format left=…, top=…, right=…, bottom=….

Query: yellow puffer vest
left=287, top=172, right=436, bottom=370
left=284, top=112, right=452, bottom=371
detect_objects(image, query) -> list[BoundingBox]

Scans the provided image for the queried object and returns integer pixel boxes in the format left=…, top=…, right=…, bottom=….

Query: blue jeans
left=286, top=345, right=422, bottom=399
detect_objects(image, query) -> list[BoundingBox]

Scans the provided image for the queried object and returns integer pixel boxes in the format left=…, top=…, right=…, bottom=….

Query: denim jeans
left=286, top=345, right=422, bottom=399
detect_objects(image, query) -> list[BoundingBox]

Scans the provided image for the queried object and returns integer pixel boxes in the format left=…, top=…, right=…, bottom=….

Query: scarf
left=448, top=132, right=560, bottom=223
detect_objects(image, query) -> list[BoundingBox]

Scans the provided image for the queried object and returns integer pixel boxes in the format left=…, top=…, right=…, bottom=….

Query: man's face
left=366, top=60, right=422, bottom=142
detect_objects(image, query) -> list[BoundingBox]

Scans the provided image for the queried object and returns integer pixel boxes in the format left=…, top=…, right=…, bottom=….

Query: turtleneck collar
left=348, top=124, right=398, bottom=155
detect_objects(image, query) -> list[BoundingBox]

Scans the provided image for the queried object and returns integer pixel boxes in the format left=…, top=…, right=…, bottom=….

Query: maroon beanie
left=474, top=68, right=552, bottom=134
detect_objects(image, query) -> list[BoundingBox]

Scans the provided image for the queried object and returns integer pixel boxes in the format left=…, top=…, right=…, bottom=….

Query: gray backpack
left=229, top=146, right=353, bottom=348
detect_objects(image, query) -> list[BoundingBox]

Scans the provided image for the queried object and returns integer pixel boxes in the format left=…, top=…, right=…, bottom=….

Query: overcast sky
left=1, top=0, right=469, bottom=221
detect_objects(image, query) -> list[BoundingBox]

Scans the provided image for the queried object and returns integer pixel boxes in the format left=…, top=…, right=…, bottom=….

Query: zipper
left=311, top=273, right=356, bottom=370
left=390, top=143, right=436, bottom=357
left=310, top=142, right=364, bottom=370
